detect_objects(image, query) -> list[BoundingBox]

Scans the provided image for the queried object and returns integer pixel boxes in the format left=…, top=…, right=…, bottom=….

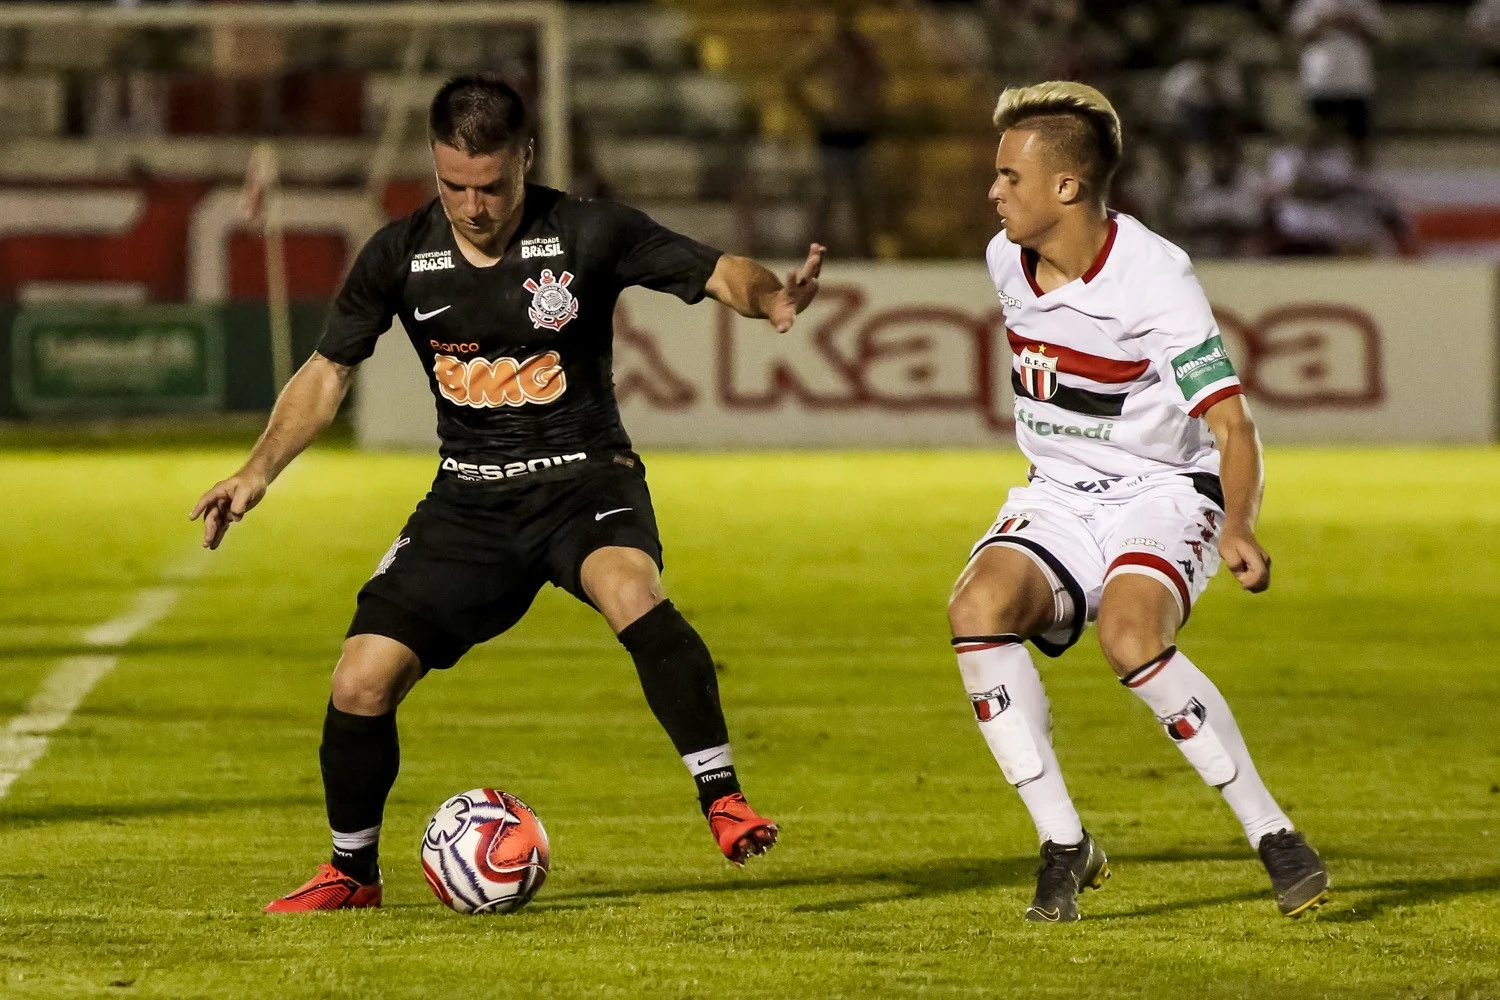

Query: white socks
left=331, top=823, right=381, bottom=853
left=955, top=637, right=1085, bottom=846
left=682, top=742, right=733, bottom=779
left=1122, top=647, right=1292, bottom=848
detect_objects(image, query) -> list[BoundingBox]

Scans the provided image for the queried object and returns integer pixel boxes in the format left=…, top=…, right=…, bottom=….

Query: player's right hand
left=1220, top=531, right=1271, bottom=594
left=190, top=470, right=269, bottom=550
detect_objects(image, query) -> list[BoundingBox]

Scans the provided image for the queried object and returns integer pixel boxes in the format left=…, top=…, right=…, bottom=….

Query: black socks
left=320, top=701, right=398, bottom=884
left=618, top=600, right=742, bottom=813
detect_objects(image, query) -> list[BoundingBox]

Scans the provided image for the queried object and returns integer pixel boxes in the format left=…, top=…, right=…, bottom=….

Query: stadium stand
left=0, top=1, right=1498, bottom=259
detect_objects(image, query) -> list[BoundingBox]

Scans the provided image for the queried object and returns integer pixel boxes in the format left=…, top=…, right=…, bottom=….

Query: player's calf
left=614, top=598, right=779, bottom=863
left=950, top=545, right=1092, bottom=908
left=318, top=636, right=423, bottom=886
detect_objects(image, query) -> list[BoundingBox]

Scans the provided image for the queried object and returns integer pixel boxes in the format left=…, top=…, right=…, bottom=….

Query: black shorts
left=348, top=462, right=662, bottom=671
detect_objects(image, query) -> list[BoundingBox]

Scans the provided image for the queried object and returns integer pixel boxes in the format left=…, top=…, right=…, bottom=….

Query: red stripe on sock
left=1123, top=655, right=1171, bottom=688
left=954, top=641, right=1015, bottom=653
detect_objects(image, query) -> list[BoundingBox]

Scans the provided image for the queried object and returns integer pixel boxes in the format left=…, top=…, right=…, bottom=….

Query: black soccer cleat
left=1257, top=829, right=1329, bottom=917
left=1024, top=831, right=1110, bottom=922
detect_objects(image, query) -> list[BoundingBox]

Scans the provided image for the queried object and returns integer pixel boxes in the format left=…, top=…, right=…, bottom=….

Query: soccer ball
left=420, top=788, right=550, bottom=914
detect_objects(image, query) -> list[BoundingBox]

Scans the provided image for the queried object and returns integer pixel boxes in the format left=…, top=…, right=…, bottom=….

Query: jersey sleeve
left=1140, top=264, right=1243, bottom=418
left=604, top=201, right=724, bottom=303
left=316, top=221, right=405, bottom=366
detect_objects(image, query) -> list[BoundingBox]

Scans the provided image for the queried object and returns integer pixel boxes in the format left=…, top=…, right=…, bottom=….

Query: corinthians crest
left=524, top=269, right=579, bottom=332
left=1018, top=344, right=1059, bottom=401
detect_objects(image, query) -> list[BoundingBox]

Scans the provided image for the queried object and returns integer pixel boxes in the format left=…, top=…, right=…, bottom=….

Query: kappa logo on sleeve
left=524, top=269, right=580, bottom=332
left=433, top=351, right=567, bottom=408
left=1171, top=335, right=1237, bottom=398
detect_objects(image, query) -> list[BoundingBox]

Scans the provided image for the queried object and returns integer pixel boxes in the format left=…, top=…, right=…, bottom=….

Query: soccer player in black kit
left=191, top=76, right=826, bottom=912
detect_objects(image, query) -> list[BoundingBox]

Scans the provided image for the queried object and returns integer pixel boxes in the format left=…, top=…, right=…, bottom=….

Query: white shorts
left=967, top=477, right=1224, bottom=656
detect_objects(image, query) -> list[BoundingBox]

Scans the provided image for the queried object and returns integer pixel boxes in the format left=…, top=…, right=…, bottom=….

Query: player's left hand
left=767, top=243, right=826, bottom=333
left=1220, top=531, right=1271, bottom=593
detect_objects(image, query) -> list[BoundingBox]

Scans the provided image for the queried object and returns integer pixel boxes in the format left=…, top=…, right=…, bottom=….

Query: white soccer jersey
left=987, top=211, right=1242, bottom=499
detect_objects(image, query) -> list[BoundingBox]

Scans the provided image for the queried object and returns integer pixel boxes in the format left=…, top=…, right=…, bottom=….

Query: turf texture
left=1, top=447, right=1497, bottom=998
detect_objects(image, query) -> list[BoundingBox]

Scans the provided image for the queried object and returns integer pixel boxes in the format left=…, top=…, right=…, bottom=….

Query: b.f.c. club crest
left=1162, top=697, right=1208, bottom=742
left=1018, top=345, right=1059, bottom=400
left=524, top=269, right=579, bottom=332
left=997, top=512, right=1033, bottom=534
left=970, top=684, right=1012, bottom=722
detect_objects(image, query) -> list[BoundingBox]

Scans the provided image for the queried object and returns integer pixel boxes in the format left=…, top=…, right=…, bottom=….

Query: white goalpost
left=1, top=2, right=570, bottom=396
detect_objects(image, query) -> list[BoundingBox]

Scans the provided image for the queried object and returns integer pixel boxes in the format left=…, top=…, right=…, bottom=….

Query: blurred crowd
left=18, top=0, right=1500, bottom=259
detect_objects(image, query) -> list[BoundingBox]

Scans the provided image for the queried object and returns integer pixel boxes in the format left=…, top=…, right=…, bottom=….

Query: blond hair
left=992, top=81, right=1123, bottom=201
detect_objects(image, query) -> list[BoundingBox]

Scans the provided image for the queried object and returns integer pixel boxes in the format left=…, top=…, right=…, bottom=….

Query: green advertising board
left=11, top=305, right=225, bottom=415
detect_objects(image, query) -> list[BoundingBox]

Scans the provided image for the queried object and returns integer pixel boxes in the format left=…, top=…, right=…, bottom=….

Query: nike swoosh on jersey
left=414, top=305, right=452, bottom=321
left=695, top=751, right=726, bottom=767
left=594, top=507, right=633, bottom=521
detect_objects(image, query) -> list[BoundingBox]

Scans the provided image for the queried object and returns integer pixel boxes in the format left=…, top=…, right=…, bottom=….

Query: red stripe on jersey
left=1020, top=248, right=1045, bottom=297
left=1080, top=218, right=1119, bottom=283
left=1188, top=383, right=1244, bottom=418
left=1018, top=217, right=1118, bottom=293
left=1007, top=329, right=1150, bottom=384
left=1108, top=552, right=1192, bottom=616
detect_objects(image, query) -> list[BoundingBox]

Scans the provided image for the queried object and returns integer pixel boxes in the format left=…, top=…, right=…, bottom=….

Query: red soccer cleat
left=708, top=792, right=778, bottom=865
left=263, top=863, right=382, bottom=913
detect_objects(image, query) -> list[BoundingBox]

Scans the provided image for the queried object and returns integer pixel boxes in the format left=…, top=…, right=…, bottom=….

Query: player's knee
left=1096, top=611, right=1171, bottom=677
left=594, top=573, right=664, bottom=632
left=948, top=572, right=1044, bottom=638
left=330, top=638, right=416, bottom=715
left=330, top=665, right=394, bottom=715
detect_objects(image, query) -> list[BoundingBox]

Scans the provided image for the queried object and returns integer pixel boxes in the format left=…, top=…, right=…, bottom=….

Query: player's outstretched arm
left=1205, top=394, right=1271, bottom=593
left=704, top=243, right=826, bottom=333
left=190, top=352, right=356, bottom=550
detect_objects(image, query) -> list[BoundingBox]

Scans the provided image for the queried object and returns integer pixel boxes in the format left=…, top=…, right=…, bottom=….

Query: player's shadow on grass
left=537, top=847, right=1356, bottom=915
left=1106, top=871, right=1500, bottom=922
left=0, top=795, right=322, bottom=828
left=1316, top=873, right=1500, bottom=924
left=543, top=856, right=1051, bottom=913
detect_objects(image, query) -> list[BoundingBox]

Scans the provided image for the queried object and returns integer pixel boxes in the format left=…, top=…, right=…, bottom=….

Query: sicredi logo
left=521, top=237, right=564, bottom=259
left=411, top=251, right=455, bottom=273
left=1015, top=405, right=1115, bottom=440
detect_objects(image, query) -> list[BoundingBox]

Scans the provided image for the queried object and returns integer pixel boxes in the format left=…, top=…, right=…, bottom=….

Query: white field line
left=0, top=458, right=301, bottom=801
left=0, top=585, right=183, bottom=800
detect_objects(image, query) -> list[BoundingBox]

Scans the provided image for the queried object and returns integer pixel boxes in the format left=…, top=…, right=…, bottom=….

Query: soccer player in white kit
left=948, top=82, right=1329, bottom=922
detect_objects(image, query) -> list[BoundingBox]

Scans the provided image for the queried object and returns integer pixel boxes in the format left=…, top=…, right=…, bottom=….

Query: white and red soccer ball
left=421, top=788, right=550, bottom=914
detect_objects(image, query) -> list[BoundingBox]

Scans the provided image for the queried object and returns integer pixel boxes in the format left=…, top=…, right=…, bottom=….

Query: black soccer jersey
left=317, top=185, right=722, bottom=493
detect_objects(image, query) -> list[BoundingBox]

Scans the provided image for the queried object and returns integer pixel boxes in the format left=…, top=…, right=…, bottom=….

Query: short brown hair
left=428, top=74, right=529, bottom=154
left=992, top=81, right=1123, bottom=201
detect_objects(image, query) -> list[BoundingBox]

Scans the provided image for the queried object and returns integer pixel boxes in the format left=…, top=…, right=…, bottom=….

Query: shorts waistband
left=434, top=450, right=641, bottom=494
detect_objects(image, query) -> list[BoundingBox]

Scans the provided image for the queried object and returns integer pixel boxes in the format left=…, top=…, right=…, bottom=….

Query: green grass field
left=2, top=446, right=1498, bottom=999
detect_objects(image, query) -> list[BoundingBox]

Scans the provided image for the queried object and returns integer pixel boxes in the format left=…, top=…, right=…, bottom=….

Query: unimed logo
left=433, top=351, right=567, bottom=408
